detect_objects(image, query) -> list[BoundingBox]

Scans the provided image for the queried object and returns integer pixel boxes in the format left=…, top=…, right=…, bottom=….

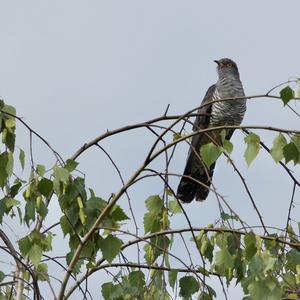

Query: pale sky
left=0, top=1, right=299, bottom=299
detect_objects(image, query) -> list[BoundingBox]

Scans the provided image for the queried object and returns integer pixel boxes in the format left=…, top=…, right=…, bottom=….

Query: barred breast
left=209, top=79, right=246, bottom=127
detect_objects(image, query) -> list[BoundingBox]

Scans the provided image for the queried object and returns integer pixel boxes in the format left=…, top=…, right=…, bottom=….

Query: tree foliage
left=0, top=83, right=299, bottom=299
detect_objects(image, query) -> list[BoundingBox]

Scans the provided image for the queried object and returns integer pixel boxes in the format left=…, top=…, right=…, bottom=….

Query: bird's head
left=214, top=58, right=240, bottom=80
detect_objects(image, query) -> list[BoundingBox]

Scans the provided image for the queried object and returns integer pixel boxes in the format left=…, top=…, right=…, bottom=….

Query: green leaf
left=53, top=166, right=69, bottom=183
left=234, top=251, right=245, bottom=284
left=220, top=129, right=227, bottom=143
left=0, top=152, right=8, bottom=188
left=200, top=237, right=214, bottom=263
left=65, top=159, right=79, bottom=172
left=4, top=118, right=15, bottom=130
left=36, top=263, right=49, bottom=281
left=168, top=199, right=182, bottom=214
left=221, top=212, right=238, bottom=221
left=261, top=251, right=276, bottom=272
left=152, top=270, right=163, bottom=289
left=144, top=244, right=154, bottom=264
left=199, top=292, right=214, bottom=300
left=168, top=269, right=178, bottom=290
left=0, top=199, right=5, bottom=223
left=68, top=235, right=81, bottom=251
left=19, top=149, right=25, bottom=170
left=4, top=131, right=15, bottom=152
left=37, top=178, right=53, bottom=198
left=179, top=276, right=200, bottom=300
left=173, top=132, right=182, bottom=141
left=85, top=197, right=106, bottom=212
left=244, top=232, right=257, bottom=261
left=60, top=216, right=73, bottom=236
left=145, top=195, right=163, bottom=213
left=165, top=252, right=170, bottom=268
left=287, top=224, right=298, bottom=242
left=143, top=212, right=160, bottom=233
left=18, top=232, right=50, bottom=271
left=270, top=133, right=287, bottom=163
left=100, top=235, right=123, bottom=264
left=42, top=232, right=53, bottom=252
left=35, top=197, right=48, bottom=219
left=1, top=128, right=7, bottom=144
left=200, top=142, right=221, bottom=168
left=292, top=134, right=300, bottom=148
left=80, top=239, right=95, bottom=258
left=17, top=206, right=22, bottom=224
left=215, top=232, right=227, bottom=249
left=248, top=255, right=263, bottom=276
left=151, top=236, right=170, bottom=261
left=101, top=282, right=114, bottom=300
left=5, top=197, right=20, bottom=209
left=9, top=181, right=22, bottom=198
left=128, top=271, right=145, bottom=289
left=101, top=282, right=123, bottom=300
left=110, top=205, right=129, bottom=221
left=2, top=104, right=16, bottom=116
left=66, top=251, right=83, bottom=274
left=215, top=248, right=234, bottom=273
left=0, top=271, right=5, bottom=282
left=25, top=199, right=36, bottom=225
left=223, top=139, right=233, bottom=154
left=36, top=164, right=46, bottom=177
left=292, top=134, right=300, bottom=164
left=287, top=249, right=300, bottom=269
left=244, top=133, right=260, bottom=166
left=28, top=244, right=42, bottom=268
left=283, top=142, right=299, bottom=165
left=280, top=86, right=294, bottom=105
left=6, top=151, right=13, bottom=176
left=18, top=236, right=31, bottom=256
left=207, top=286, right=217, bottom=298
left=79, top=208, right=86, bottom=224
left=247, top=280, right=270, bottom=300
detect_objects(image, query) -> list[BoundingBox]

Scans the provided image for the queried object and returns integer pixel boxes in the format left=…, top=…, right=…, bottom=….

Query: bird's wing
left=192, top=84, right=215, bottom=132
left=177, top=85, right=216, bottom=202
left=189, top=84, right=215, bottom=159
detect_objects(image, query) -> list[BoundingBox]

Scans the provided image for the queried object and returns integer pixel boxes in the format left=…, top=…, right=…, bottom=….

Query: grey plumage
left=177, top=58, right=246, bottom=202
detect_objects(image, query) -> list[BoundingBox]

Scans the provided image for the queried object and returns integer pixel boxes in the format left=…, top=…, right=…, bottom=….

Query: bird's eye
left=227, top=63, right=233, bottom=67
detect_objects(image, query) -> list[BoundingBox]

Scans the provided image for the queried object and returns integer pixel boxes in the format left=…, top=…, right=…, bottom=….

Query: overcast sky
left=0, top=1, right=299, bottom=299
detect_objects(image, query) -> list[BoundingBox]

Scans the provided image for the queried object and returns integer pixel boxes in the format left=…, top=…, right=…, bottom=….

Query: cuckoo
left=177, top=58, right=246, bottom=202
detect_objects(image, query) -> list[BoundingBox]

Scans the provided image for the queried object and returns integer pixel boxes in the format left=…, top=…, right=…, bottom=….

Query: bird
left=177, top=58, right=246, bottom=202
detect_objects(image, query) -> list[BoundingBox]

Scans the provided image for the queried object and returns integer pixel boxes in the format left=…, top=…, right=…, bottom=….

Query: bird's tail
left=177, top=162, right=215, bottom=203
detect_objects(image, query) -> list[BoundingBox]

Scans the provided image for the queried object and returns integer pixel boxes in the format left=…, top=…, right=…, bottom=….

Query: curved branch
left=1, top=109, right=64, bottom=166
left=71, top=93, right=298, bottom=160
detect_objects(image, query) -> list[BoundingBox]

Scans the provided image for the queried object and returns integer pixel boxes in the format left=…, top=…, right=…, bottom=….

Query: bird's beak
left=214, top=60, right=220, bottom=65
